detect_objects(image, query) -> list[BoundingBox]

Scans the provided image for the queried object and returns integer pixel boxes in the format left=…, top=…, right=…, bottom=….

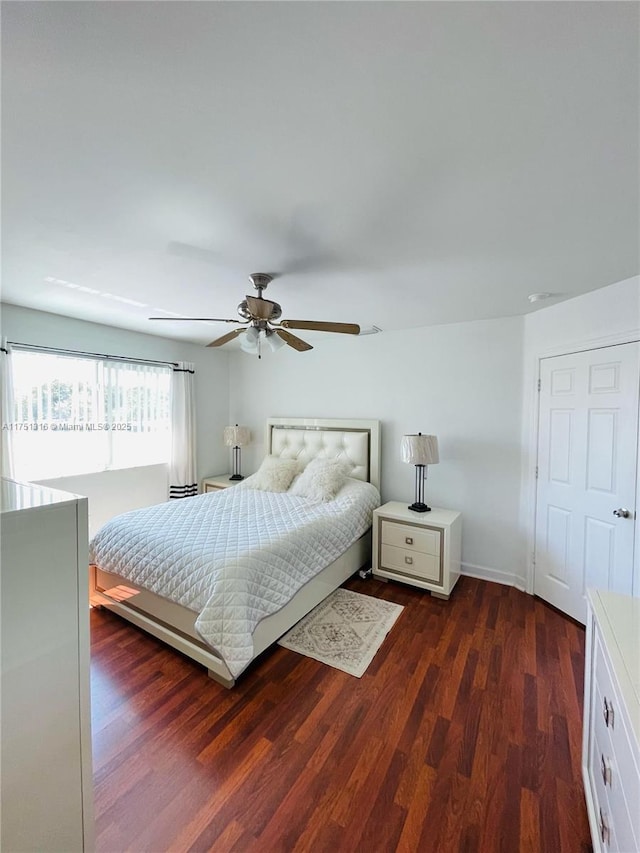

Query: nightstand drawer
left=381, top=520, right=441, bottom=557
left=380, top=544, right=441, bottom=583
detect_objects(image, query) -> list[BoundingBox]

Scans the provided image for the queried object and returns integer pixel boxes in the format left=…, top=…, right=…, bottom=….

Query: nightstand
left=201, top=474, right=244, bottom=493
left=372, top=502, right=462, bottom=599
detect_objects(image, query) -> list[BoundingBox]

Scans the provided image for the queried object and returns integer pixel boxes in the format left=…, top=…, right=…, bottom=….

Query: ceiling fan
left=149, top=273, right=360, bottom=354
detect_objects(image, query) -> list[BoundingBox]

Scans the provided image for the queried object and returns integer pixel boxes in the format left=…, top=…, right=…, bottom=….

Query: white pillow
left=289, top=457, right=350, bottom=502
left=239, top=456, right=301, bottom=492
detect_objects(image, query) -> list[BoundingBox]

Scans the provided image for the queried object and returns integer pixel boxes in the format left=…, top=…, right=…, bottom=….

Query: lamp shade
left=223, top=425, right=251, bottom=447
left=401, top=434, right=439, bottom=465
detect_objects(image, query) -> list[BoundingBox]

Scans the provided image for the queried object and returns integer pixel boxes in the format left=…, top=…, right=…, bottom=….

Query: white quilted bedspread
left=90, top=478, right=380, bottom=677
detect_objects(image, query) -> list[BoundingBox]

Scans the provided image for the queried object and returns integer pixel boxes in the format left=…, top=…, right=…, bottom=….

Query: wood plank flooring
left=91, top=576, right=593, bottom=852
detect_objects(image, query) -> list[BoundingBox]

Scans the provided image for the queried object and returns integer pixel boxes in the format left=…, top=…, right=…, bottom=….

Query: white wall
left=519, top=275, right=640, bottom=591
left=523, top=276, right=640, bottom=356
left=1, top=303, right=230, bottom=523
left=229, top=316, right=526, bottom=587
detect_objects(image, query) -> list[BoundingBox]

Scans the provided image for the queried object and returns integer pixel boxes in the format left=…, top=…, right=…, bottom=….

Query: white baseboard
left=461, top=561, right=527, bottom=593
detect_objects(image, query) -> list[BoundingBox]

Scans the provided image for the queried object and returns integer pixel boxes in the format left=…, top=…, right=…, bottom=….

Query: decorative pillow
left=289, top=457, right=350, bottom=502
left=239, top=456, right=301, bottom=492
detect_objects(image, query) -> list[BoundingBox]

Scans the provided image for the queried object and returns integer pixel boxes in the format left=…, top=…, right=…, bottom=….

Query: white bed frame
left=91, top=417, right=381, bottom=687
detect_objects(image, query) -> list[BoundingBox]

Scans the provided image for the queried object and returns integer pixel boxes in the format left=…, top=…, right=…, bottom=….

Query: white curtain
left=1, top=339, right=16, bottom=479
left=169, top=362, right=197, bottom=498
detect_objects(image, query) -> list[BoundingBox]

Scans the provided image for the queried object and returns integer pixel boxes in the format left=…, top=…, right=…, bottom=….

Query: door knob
left=613, top=508, right=631, bottom=518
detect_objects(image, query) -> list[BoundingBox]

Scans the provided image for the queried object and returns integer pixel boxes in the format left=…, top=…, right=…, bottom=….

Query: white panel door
left=534, top=342, right=639, bottom=623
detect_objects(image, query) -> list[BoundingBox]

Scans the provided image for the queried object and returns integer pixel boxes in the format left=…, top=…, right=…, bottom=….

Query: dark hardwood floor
left=91, top=575, right=593, bottom=853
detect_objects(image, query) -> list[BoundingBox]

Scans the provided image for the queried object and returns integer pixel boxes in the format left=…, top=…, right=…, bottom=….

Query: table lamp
left=224, top=424, right=251, bottom=480
left=401, top=433, right=439, bottom=512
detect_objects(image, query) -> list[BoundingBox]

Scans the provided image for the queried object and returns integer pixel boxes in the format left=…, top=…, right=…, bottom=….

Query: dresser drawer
left=380, top=520, right=441, bottom=557
left=594, top=680, right=640, bottom=825
left=590, top=708, right=638, bottom=853
left=380, top=544, right=442, bottom=583
left=593, top=638, right=640, bottom=845
left=583, top=592, right=640, bottom=853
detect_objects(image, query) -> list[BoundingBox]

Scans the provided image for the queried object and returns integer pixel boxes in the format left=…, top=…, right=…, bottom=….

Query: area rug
left=278, top=588, right=404, bottom=677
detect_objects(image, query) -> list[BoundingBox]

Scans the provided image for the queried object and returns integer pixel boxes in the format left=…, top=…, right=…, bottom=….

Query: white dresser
left=1, top=478, right=93, bottom=852
left=582, top=589, right=640, bottom=853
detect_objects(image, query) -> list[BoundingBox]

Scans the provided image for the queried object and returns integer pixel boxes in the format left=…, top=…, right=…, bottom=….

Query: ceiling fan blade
left=245, top=295, right=279, bottom=321
left=206, top=328, right=245, bottom=348
left=276, top=329, right=313, bottom=352
left=149, top=317, right=241, bottom=322
left=280, top=320, right=361, bottom=335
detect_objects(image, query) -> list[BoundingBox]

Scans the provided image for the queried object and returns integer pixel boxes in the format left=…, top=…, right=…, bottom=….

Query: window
left=10, top=350, right=171, bottom=480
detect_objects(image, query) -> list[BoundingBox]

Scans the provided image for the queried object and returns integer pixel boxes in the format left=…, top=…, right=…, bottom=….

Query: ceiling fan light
left=240, top=334, right=258, bottom=354
left=245, top=325, right=260, bottom=343
left=266, top=330, right=286, bottom=352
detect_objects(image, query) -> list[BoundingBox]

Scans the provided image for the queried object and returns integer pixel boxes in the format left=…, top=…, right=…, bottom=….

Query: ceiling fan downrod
left=249, top=272, right=273, bottom=296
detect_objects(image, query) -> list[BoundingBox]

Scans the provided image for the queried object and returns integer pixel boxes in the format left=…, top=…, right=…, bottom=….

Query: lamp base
left=408, top=502, right=431, bottom=513
left=229, top=474, right=244, bottom=481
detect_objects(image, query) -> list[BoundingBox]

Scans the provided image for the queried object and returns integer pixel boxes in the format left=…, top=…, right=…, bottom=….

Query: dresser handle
left=599, top=808, right=609, bottom=845
left=405, top=536, right=413, bottom=545
left=601, top=754, right=612, bottom=787
left=405, top=556, right=413, bottom=565
left=603, top=696, right=614, bottom=729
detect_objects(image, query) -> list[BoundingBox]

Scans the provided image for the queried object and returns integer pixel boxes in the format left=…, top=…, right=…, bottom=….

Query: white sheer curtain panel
left=169, top=362, right=197, bottom=498
left=1, top=339, right=16, bottom=479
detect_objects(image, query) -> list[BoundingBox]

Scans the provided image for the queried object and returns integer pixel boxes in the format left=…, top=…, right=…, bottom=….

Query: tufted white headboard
left=266, top=418, right=381, bottom=491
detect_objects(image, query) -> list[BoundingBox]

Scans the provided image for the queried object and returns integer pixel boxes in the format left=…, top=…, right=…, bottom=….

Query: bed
left=90, top=417, right=381, bottom=687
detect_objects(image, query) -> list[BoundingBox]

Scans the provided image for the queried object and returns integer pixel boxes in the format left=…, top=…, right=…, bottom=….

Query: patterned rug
left=278, top=588, right=404, bottom=677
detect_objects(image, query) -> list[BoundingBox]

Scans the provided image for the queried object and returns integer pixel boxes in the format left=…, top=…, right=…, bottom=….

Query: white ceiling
left=2, top=1, right=638, bottom=347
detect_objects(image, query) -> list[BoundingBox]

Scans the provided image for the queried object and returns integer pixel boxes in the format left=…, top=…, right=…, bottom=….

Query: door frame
left=524, top=329, right=640, bottom=599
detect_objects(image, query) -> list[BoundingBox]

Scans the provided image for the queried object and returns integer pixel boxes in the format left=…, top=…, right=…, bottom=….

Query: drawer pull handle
left=599, top=808, right=609, bottom=845
left=600, top=754, right=612, bottom=787
left=405, top=556, right=413, bottom=565
left=603, top=696, right=614, bottom=729
left=405, top=536, right=413, bottom=545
